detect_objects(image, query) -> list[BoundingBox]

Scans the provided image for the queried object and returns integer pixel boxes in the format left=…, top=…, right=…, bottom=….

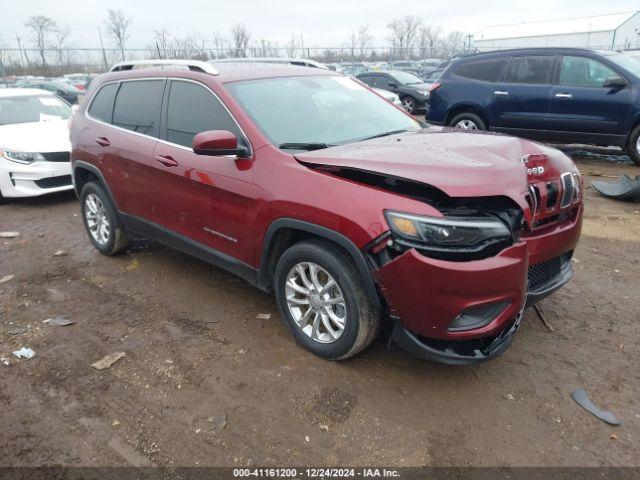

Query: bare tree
left=54, top=26, right=71, bottom=72
left=104, top=9, right=132, bottom=61
left=387, top=15, right=422, bottom=59
left=253, top=39, right=278, bottom=57
left=445, top=31, right=466, bottom=57
left=357, top=25, right=372, bottom=60
left=230, top=24, right=250, bottom=58
left=25, top=15, right=57, bottom=68
left=418, top=24, right=443, bottom=58
left=284, top=34, right=302, bottom=58
left=154, top=28, right=171, bottom=58
left=211, top=31, right=226, bottom=58
left=347, top=30, right=359, bottom=60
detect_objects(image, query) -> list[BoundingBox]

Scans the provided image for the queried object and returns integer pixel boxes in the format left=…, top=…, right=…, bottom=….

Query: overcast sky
left=2, top=0, right=639, bottom=48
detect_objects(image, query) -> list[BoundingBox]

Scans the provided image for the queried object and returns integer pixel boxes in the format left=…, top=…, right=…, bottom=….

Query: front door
left=547, top=55, right=631, bottom=135
left=151, top=79, right=256, bottom=266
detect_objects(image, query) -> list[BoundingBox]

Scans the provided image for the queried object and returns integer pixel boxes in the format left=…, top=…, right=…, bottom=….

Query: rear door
left=490, top=55, right=556, bottom=131
left=101, top=79, right=166, bottom=222
left=152, top=79, right=256, bottom=265
left=547, top=55, right=631, bottom=135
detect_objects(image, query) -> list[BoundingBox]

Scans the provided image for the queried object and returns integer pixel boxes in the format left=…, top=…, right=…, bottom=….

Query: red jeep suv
left=70, top=59, right=583, bottom=364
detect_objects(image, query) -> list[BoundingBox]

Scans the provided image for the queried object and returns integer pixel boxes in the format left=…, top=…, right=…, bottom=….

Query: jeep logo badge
left=527, top=166, right=545, bottom=176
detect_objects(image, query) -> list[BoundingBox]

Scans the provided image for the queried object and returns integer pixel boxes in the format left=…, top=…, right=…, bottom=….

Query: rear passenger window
left=112, top=80, right=164, bottom=137
left=503, top=56, right=555, bottom=84
left=452, top=58, right=508, bottom=82
left=88, top=83, right=117, bottom=122
left=165, top=81, right=242, bottom=148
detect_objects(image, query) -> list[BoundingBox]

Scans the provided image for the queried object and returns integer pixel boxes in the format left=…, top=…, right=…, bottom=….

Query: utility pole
left=98, top=27, right=108, bottom=72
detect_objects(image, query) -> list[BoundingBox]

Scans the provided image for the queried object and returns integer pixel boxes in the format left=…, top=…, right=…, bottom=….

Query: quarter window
left=453, top=58, right=508, bottom=82
left=559, top=56, right=618, bottom=87
left=503, top=56, right=555, bottom=84
left=165, top=81, right=242, bottom=148
left=88, top=83, right=118, bottom=122
left=112, top=80, right=164, bottom=137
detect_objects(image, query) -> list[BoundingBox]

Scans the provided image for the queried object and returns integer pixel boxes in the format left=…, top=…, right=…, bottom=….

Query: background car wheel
left=274, top=239, right=381, bottom=360
left=449, top=112, right=486, bottom=131
left=400, top=96, right=417, bottom=114
left=627, top=124, right=640, bottom=166
left=80, top=182, right=130, bottom=255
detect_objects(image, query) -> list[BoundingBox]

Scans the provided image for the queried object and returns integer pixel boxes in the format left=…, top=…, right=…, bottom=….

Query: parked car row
left=426, top=48, right=640, bottom=165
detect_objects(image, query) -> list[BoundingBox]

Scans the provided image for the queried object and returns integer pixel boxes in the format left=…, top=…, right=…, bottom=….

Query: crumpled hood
left=0, top=119, right=71, bottom=153
left=296, top=128, right=577, bottom=208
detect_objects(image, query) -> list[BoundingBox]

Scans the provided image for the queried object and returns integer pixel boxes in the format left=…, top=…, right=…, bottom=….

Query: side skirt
left=119, top=213, right=259, bottom=287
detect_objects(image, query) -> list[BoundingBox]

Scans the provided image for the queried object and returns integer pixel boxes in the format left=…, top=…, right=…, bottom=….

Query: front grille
left=41, top=151, right=70, bottom=162
left=561, top=173, right=574, bottom=208
left=35, top=175, right=72, bottom=189
left=528, top=256, right=562, bottom=291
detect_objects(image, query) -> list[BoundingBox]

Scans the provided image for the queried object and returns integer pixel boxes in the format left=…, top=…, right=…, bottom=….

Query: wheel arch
left=444, top=103, right=489, bottom=128
left=257, top=218, right=380, bottom=308
left=72, top=161, right=117, bottom=207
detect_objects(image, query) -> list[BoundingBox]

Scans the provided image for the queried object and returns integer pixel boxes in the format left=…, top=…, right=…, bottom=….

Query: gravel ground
left=0, top=152, right=639, bottom=467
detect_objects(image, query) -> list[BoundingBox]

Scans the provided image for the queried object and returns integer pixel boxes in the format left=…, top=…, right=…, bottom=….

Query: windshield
left=390, top=71, right=422, bottom=85
left=0, top=95, right=72, bottom=125
left=227, top=75, right=420, bottom=148
left=607, top=53, right=640, bottom=77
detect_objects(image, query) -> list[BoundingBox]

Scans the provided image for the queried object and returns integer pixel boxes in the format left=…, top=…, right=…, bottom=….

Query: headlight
left=385, top=210, right=512, bottom=259
left=0, top=150, right=46, bottom=164
left=417, top=90, right=430, bottom=97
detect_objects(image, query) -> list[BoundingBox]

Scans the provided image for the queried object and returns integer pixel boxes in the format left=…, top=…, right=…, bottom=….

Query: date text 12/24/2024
left=233, top=468, right=400, bottom=478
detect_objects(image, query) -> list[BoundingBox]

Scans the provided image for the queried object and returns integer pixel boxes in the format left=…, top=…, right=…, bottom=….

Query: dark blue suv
left=426, top=48, right=640, bottom=165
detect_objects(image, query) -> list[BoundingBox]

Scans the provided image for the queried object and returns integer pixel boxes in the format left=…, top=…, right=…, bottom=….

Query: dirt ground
left=1, top=149, right=639, bottom=468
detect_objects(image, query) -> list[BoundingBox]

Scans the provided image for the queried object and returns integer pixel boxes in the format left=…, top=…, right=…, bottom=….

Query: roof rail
left=109, top=59, right=219, bottom=75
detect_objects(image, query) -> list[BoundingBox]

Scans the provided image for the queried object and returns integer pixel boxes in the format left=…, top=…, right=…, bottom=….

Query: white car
left=0, top=89, right=73, bottom=201
left=372, top=87, right=403, bottom=108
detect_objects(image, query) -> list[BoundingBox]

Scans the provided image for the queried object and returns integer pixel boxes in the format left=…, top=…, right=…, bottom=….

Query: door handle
left=493, top=90, right=509, bottom=96
left=555, top=93, right=572, bottom=99
left=155, top=155, right=178, bottom=167
left=95, top=137, right=110, bottom=147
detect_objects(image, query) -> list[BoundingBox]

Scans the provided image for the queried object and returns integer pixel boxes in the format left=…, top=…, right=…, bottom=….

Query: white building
left=474, top=11, right=640, bottom=51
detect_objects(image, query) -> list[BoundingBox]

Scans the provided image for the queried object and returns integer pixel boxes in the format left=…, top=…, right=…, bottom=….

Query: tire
left=80, top=181, right=130, bottom=255
left=0, top=189, right=7, bottom=204
left=626, top=124, right=640, bottom=166
left=449, top=112, right=487, bottom=131
left=400, top=96, right=417, bottom=114
left=274, top=239, right=381, bottom=360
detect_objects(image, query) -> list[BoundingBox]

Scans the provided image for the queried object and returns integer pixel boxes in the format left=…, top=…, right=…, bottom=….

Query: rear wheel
left=626, top=124, right=640, bottom=166
left=449, top=112, right=486, bottom=131
left=80, top=182, right=130, bottom=255
left=274, top=239, right=381, bottom=360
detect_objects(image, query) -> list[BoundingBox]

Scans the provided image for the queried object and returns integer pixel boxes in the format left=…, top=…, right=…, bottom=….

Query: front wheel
left=274, top=240, right=381, bottom=360
left=80, top=182, right=130, bottom=255
left=626, top=124, right=640, bottom=166
left=400, top=96, right=417, bottom=114
left=449, top=112, right=486, bottom=131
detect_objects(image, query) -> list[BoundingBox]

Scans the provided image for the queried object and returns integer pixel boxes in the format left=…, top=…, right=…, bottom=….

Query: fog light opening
left=448, top=301, right=510, bottom=332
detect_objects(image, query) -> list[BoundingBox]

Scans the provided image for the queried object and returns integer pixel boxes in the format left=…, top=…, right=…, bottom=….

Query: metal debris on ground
left=571, top=389, right=623, bottom=426
left=53, top=250, right=67, bottom=257
left=43, top=316, right=75, bottom=326
left=0, top=232, right=20, bottom=238
left=533, top=304, right=554, bottom=332
left=0, top=275, right=15, bottom=284
left=12, top=347, right=36, bottom=359
left=256, top=313, right=271, bottom=320
left=592, top=175, right=640, bottom=203
left=1, top=357, right=10, bottom=366
left=91, top=352, right=126, bottom=370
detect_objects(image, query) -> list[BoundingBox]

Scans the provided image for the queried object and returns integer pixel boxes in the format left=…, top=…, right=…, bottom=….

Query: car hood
left=295, top=128, right=577, bottom=210
left=0, top=119, right=71, bottom=153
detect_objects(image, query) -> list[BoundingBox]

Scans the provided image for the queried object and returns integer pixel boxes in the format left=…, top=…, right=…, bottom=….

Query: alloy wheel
left=284, top=262, right=347, bottom=344
left=454, top=119, right=478, bottom=130
left=84, top=193, right=110, bottom=245
left=401, top=97, right=415, bottom=112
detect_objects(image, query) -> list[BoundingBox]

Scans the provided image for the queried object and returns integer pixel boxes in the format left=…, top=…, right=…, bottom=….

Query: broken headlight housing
left=385, top=210, right=513, bottom=261
left=0, top=150, right=46, bottom=164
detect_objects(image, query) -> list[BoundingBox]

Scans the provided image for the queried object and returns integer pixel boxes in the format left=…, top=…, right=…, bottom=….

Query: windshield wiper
left=359, top=129, right=408, bottom=142
left=279, top=142, right=332, bottom=151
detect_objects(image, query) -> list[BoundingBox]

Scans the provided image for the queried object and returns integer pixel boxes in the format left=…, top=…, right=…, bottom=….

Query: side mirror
left=192, top=130, right=250, bottom=157
left=388, top=82, right=398, bottom=89
left=603, top=77, right=627, bottom=89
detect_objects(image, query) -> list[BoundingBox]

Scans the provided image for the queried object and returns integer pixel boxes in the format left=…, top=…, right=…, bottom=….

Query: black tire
left=400, top=96, right=417, bottom=114
left=449, top=112, right=487, bottom=131
left=80, top=182, right=130, bottom=255
left=626, top=124, right=640, bottom=166
left=274, top=239, right=381, bottom=360
left=0, top=189, right=7, bottom=204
